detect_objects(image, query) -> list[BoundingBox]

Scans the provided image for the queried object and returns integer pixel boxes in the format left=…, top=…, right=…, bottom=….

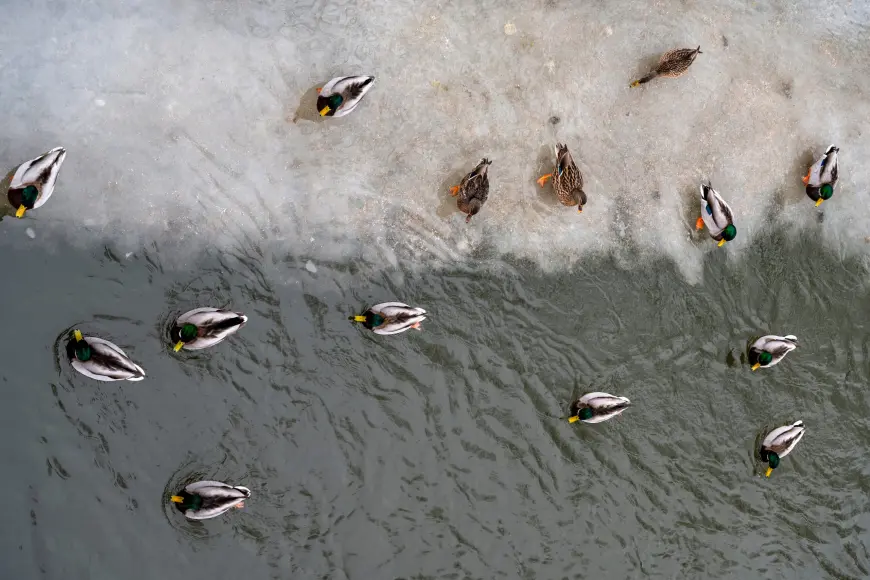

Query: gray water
left=2, top=0, right=870, bottom=578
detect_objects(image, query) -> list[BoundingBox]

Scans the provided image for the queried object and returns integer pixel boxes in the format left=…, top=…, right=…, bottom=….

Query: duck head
left=718, top=224, right=737, bottom=247
left=568, top=407, right=594, bottom=423
left=8, top=185, right=39, bottom=218
left=317, top=94, right=344, bottom=117
left=174, top=323, right=198, bottom=351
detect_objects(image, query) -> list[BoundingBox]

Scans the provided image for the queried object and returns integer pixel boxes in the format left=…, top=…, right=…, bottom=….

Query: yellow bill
left=170, top=495, right=184, bottom=503
left=815, top=198, right=823, bottom=207
left=765, top=467, right=773, bottom=477
left=174, top=341, right=184, bottom=352
left=354, top=315, right=367, bottom=322
left=319, top=106, right=331, bottom=116
left=718, top=239, right=726, bottom=247
left=630, top=80, right=640, bottom=88
left=15, top=205, right=26, bottom=218
left=751, top=363, right=761, bottom=371
left=568, top=416, right=580, bottom=423
left=74, top=330, right=83, bottom=342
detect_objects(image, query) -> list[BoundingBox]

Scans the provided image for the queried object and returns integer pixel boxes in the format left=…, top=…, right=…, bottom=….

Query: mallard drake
left=449, top=158, right=492, bottom=223
left=760, top=420, right=805, bottom=477
left=695, top=182, right=736, bottom=247
left=568, top=392, right=631, bottom=424
left=749, top=335, right=798, bottom=371
left=316, top=76, right=375, bottom=117
left=803, top=145, right=838, bottom=207
left=536, top=144, right=587, bottom=212
left=171, top=307, right=248, bottom=352
left=350, top=302, right=426, bottom=335
left=170, top=480, right=251, bottom=520
left=66, top=329, right=145, bottom=381
left=7, top=147, right=66, bottom=218
left=630, top=46, right=702, bottom=87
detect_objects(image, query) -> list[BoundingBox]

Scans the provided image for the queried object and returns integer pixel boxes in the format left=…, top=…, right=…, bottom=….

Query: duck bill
left=765, top=467, right=773, bottom=477
left=815, top=198, right=823, bottom=207
left=353, top=315, right=367, bottom=322
left=568, top=416, right=580, bottom=423
left=15, top=205, right=26, bottom=218
left=751, top=363, right=761, bottom=371
left=170, top=495, right=184, bottom=503
left=173, top=341, right=184, bottom=352
left=718, top=239, right=726, bottom=247
left=74, top=329, right=83, bottom=342
left=319, top=106, right=331, bottom=117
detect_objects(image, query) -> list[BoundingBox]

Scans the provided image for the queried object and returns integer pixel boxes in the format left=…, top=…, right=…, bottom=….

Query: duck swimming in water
left=568, top=392, right=631, bottom=424
left=171, top=307, right=248, bottom=352
left=450, top=158, right=492, bottom=223
left=696, top=182, right=736, bottom=247
left=6, top=147, right=66, bottom=218
left=630, top=46, right=701, bottom=87
left=170, top=480, right=251, bottom=520
left=66, top=330, right=146, bottom=382
left=760, top=420, right=805, bottom=477
left=316, top=76, right=375, bottom=118
left=537, top=144, right=587, bottom=213
left=350, top=302, right=427, bottom=335
left=749, top=335, right=798, bottom=371
left=803, top=145, right=838, bottom=207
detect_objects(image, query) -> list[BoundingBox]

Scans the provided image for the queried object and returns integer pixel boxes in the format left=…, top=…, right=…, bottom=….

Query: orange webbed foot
left=411, top=322, right=422, bottom=331
left=695, top=217, right=705, bottom=230
left=801, top=169, right=811, bottom=185
left=536, top=174, right=553, bottom=187
left=449, top=186, right=460, bottom=196
left=316, top=87, right=322, bottom=94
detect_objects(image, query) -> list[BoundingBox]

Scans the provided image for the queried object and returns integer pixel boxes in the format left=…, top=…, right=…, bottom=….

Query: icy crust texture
left=0, top=0, right=868, bottom=278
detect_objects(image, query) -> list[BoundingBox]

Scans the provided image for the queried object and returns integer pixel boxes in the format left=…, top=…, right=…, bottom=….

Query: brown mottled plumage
left=449, top=158, right=491, bottom=223
left=536, top=144, right=587, bottom=212
left=631, top=46, right=702, bottom=87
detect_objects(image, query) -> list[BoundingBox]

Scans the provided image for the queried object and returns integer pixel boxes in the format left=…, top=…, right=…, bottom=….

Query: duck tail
left=630, top=72, right=658, bottom=87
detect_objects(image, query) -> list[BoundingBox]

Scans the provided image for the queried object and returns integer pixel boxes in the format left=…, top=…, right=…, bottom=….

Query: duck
left=316, top=76, right=375, bottom=118
left=171, top=307, right=248, bottom=352
left=6, top=147, right=66, bottom=218
left=66, top=329, right=145, bottom=381
left=449, top=158, right=492, bottom=223
left=803, top=145, right=839, bottom=207
left=170, top=480, right=251, bottom=520
left=630, top=46, right=702, bottom=87
left=568, top=392, right=631, bottom=424
left=695, top=182, right=736, bottom=247
left=760, top=420, right=805, bottom=477
left=350, top=302, right=426, bottom=335
left=749, top=335, right=798, bottom=371
left=536, top=144, right=587, bottom=212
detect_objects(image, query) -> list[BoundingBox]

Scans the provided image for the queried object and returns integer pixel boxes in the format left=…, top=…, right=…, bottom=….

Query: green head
left=74, top=342, right=92, bottom=362
left=317, top=94, right=344, bottom=116
left=722, top=224, right=737, bottom=242
left=767, top=452, right=780, bottom=469
left=171, top=493, right=203, bottom=511
left=758, top=351, right=773, bottom=365
left=20, top=185, right=39, bottom=208
left=179, top=323, right=198, bottom=342
left=578, top=407, right=594, bottom=420
left=820, top=184, right=834, bottom=200
left=369, top=313, right=385, bottom=327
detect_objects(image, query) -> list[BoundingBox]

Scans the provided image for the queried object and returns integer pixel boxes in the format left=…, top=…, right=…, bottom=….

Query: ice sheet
left=1, top=0, right=868, bottom=280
